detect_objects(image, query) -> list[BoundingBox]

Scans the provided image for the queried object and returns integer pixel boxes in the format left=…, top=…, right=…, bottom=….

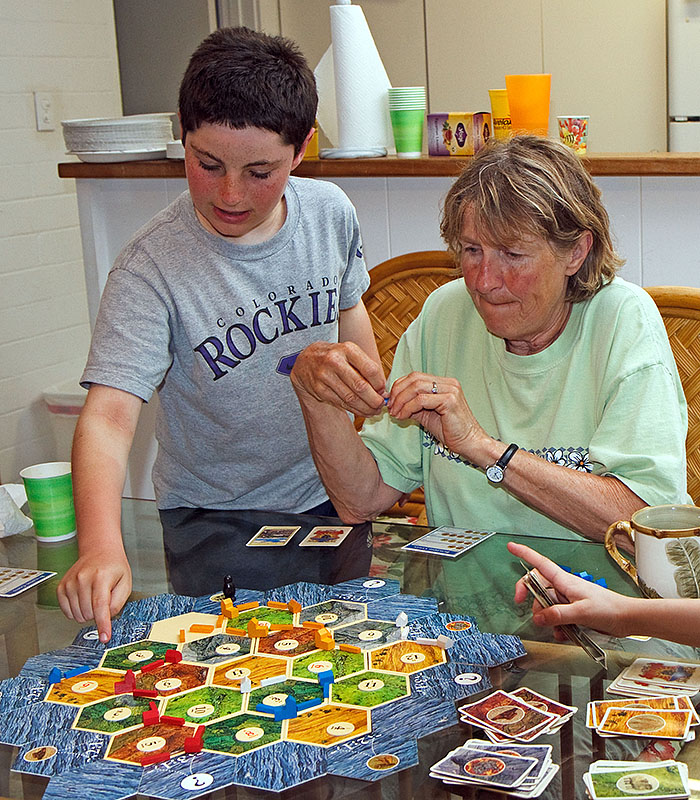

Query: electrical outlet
left=34, top=92, right=55, bottom=131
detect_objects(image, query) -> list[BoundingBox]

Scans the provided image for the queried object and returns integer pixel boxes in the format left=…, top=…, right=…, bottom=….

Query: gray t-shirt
left=82, top=177, right=370, bottom=511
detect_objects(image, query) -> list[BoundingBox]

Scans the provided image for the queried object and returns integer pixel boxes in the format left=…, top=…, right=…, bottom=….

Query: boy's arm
left=57, top=384, right=142, bottom=643
left=338, top=300, right=381, bottom=367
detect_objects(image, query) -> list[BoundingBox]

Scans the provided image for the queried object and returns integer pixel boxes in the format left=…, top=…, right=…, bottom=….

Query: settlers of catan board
left=0, top=577, right=525, bottom=798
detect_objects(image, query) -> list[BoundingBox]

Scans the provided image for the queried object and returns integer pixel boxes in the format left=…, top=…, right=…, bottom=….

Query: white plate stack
left=62, top=113, right=175, bottom=162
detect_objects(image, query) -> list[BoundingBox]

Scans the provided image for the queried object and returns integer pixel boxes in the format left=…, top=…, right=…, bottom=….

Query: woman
left=291, top=136, right=689, bottom=541
left=509, top=541, right=700, bottom=647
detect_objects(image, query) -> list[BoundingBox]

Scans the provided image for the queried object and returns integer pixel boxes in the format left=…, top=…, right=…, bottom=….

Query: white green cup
left=19, top=461, right=77, bottom=541
left=389, top=108, right=425, bottom=158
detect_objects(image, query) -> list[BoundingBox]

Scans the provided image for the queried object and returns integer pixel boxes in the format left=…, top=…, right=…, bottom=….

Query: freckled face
left=184, top=123, right=309, bottom=244
left=459, top=207, right=584, bottom=350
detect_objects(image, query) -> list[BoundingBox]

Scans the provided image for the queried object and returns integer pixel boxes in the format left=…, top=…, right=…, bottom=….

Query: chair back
left=645, top=286, right=700, bottom=504
left=364, top=251, right=457, bottom=375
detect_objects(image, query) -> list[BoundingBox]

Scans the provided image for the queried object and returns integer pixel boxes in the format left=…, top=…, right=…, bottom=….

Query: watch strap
left=495, top=443, right=519, bottom=470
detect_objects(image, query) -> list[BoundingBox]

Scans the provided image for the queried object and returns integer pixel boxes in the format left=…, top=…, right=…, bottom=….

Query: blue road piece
left=64, top=665, right=91, bottom=679
left=297, top=697, right=323, bottom=712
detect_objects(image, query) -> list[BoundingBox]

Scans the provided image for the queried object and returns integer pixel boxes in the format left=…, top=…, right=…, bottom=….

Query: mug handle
left=604, top=520, right=638, bottom=584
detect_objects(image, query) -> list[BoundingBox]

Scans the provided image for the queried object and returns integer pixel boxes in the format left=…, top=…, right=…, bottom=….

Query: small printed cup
left=504, top=73, right=551, bottom=136
left=389, top=108, right=424, bottom=158
left=19, top=461, right=76, bottom=541
left=557, top=116, right=589, bottom=154
left=488, top=89, right=512, bottom=141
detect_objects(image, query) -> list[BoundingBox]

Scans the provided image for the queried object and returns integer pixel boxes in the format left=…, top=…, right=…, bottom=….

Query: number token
left=136, top=735, right=167, bottom=753
left=327, top=721, right=355, bottom=736
left=307, top=660, right=333, bottom=674
left=358, top=679, right=384, bottom=692
left=155, top=678, right=182, bottom=692
left=454, top=672, right=482, bottom=686
left=82, top=631, right=99, bottom=641
left=262, top=693, right=288, bottom=706
left=187, top=703, right=215, bottom=719
left=235, top=726, right=265, bottom=741
left=128, top=649, right=154, bottom=662
left=358, top=629, right=383, bottom=641
left=274, top=639, right=299, bottom=651
left=315, top=612, right=339, bottom=624
left=400, top=652, right=426, bottom=664
left=362, top=580, right=385, bottom=588
left=181, top=773, right=214, bottom=791
left=225, top=667, right=251, bottom=681
left=103, top=707, right=132, bottom=722
left=215, top=642, right=241, bottom=655
left=72, top=680, right=98, bottom=694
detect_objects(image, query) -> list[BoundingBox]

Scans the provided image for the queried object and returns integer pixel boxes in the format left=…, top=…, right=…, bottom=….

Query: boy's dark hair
left=179, top=26, right=317, bottom=154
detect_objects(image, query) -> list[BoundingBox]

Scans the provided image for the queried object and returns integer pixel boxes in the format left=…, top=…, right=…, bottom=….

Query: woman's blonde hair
left=440, top=135, right=624, bottom=302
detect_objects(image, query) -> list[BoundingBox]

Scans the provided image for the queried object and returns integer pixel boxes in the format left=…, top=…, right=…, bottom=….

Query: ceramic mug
left=605, top=504, right=700, bottom=598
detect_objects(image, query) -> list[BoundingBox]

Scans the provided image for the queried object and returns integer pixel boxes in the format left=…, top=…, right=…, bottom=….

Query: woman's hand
left=387, top=372, right=489, bottom=460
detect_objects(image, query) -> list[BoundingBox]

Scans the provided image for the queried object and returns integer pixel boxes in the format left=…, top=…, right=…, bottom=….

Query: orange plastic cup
left=504, top=74, right=551, bottom=136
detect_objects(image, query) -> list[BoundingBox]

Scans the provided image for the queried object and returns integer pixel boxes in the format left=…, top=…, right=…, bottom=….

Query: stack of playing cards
left=608, top=659, right=700, bottom=698
left=430, top=739, right=559, bottom=798
left=586, top=695, right=699, bottom=741
left=458, top=688, right=577, bottom=743
left=401, top=526, right=495, bottom=557
left=583, top=760, right=689, bottom=799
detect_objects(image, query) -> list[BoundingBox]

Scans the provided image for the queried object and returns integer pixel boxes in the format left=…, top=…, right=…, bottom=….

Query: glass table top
left=1, top=499, right=699, bottom=799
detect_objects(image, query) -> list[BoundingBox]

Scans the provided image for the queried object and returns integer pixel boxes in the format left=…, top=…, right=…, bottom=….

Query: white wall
left=0, top=1, right=122, bottom=482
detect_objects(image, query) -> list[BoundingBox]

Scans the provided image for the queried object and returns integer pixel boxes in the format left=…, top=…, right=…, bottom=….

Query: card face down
left=298, top=526, right=353, bottom=547
left=246, top=525, right=300, bottom=547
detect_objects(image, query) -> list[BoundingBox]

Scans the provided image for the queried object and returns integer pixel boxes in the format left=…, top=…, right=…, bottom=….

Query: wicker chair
left=362, top=251, right=457, bottom=519
left=645, top=286, right=700, bottom=505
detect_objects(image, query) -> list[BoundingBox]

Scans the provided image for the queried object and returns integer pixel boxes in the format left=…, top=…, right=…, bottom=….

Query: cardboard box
left=427, top=112, right=492, bottom=156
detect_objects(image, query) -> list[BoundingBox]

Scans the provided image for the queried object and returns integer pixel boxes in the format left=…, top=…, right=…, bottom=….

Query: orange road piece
left=266, top=601, right=288, bottom=609
left=247, top=618, right=268, bottom=638
left=227, top=626, right=246, bottom=637
left=287, top=599, right=302, bottom=614
left=302, top=621, right=324, bottom=630
left=216, top=614, right=225, bottom=627
left=178, top=629, right=186, bottom=643
left=189, top=623, right=215, bottom=634
left=236, top=601, right=259, bottom=611
left=338, top=644, right=362, bottom=654
left=269, top=623, right=295, bottom=631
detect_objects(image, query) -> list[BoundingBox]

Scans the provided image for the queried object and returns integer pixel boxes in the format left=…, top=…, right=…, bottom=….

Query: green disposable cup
left=19, top=461, right=76, bottom=541
left=389, top=108, right=425, bottom=158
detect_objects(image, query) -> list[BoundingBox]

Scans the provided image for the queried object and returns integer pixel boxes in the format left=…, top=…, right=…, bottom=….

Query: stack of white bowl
left=62, top=113, right=175, bottom=162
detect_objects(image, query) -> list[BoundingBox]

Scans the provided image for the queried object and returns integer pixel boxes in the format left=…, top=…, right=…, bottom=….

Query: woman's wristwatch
left=486, top=443, right=519, bottom=484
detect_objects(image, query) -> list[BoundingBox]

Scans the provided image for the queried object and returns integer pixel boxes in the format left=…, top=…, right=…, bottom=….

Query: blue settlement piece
left=48, top=667, right=63, bottom=684
left=559, top=564, right=607, bottom=588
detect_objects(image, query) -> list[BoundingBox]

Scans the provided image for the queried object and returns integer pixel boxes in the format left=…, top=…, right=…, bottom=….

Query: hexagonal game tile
left=45, top=669, right=127, bottom=706
left=298, top=600, right=366, bottom=629
left=256, top=627, right=318, bottom=657
left=100, top=640, right=172, bottom=671
left=134, top=662, right=208, bottom=697
left=106, top=721, right=193, bottom=765
left=331, top=671, right=409, bottom=708
left=202, top=712, right=282, bottom=755
left=333, top=620, right=401, bottom=651
left=369, top=640, right=446, bottom=674
left=149, top=612, right=222, bottom=645
left=162, top=685, right=243, bottom=724
left=180, top=633, right=252, bottom=665
left=230, top=606, right=295, bottom=629
left=211, top=655, right=289, bottom=689
left=291, top=649, right=366, bottom=682
left=286, top=704, right=369, bottom=746
left=248, top=678, right=324, bottom=711
left=73, top=694, right=153, bottom=734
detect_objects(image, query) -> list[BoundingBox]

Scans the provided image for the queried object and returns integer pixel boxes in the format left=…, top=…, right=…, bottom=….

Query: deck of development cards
left=401, top=526, right=495, bottom=557
left=458, top=687, right=576, bottom=743
left=431, top=739, right=559, bottom=798
left=583, top=760, right=689, bottom=799
left=608, top=658, right=700, bottom=698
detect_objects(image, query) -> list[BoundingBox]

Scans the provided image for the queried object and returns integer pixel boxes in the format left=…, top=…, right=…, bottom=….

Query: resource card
left=401, top=526, right=495, bottom=557
left=298, top=526, right=353, bottom=547
left=0, top=567, right=56, bottom=598
left=245, top=525, right=300, bottom=547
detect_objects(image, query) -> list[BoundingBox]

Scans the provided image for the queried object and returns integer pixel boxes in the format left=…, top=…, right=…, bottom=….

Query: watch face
left=486, top=464, right=504, bottom=483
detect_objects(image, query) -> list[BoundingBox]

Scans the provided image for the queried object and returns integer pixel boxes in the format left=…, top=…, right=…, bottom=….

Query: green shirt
left=361, top=277, right=690, bottom=539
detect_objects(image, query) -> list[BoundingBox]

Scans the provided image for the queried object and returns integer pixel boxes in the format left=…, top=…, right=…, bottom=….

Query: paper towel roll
left=314, top=2, right=393, bottom=156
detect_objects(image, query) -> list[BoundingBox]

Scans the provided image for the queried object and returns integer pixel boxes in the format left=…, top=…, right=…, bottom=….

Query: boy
left=57, top=27, right=382, bottom=642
